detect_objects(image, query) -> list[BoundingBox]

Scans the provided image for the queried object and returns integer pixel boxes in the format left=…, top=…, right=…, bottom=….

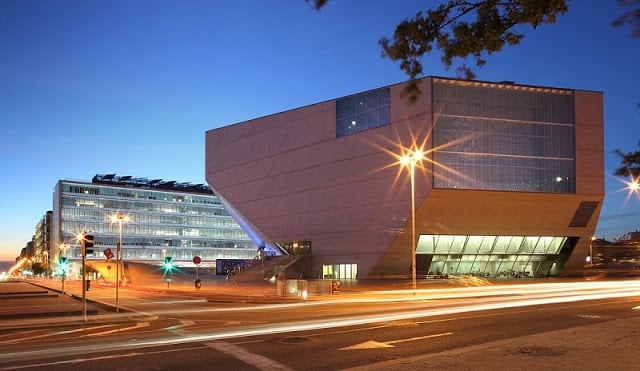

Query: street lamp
left=589, top=236, right=596, bottom=267
left=629, top=177, right=640, bottom=193
left=110, top=213, right=129, bottom=313
left=400, top=148, right=425, bottom=291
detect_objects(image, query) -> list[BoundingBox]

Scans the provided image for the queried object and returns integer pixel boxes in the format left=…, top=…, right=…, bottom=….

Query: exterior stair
left=231, top=255, right=305, bottom=281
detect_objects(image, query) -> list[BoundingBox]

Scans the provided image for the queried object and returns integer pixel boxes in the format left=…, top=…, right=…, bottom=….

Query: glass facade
left=432, top=79, right=575, bottom=193
left=418, top=234, right=567, bottom=278
left=322, top=263, right=358, bottom=279
left=336, top=87, right=390, bottom=137
left=54, top=179, right=255, bottom=265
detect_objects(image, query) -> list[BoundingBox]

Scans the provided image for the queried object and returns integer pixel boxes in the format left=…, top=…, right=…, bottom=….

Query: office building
left=51, top=174, right=256, bottom=272
left=33, top=211, right=52, bottom=271
left=206, top=77, right=604, bottom=279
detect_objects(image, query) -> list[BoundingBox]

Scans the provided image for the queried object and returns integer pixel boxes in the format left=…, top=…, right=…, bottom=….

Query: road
left=0, top=278, right=639, bottom=370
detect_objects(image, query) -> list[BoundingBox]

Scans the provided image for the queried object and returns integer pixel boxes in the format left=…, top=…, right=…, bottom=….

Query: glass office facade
left=432, top=79, right=575, bottom=193
left=418, top=235, right=567, bottom=278
left=53, top=176, right=255, bottom=265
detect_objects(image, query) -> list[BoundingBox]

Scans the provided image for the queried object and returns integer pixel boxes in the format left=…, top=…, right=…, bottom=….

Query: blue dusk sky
left=1, top=0, right=639, bottom=261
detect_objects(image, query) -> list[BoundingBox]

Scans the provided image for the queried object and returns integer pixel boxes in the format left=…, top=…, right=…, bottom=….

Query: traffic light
left=163, top=256, right=175, bottom=270
left=163, top=256, right=176, bottom=277
left=84, top=234, right=94, bottom=255
left=58, top=256, right=68, bottom=274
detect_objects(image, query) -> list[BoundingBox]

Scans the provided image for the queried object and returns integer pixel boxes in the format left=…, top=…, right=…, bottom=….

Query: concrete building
left=51, top=174, right=256, bottom=277
left=206, top=77, right=604, bottom=279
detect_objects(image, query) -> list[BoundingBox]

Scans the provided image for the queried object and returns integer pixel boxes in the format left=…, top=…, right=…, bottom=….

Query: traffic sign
left=193, top=256, right=201, bottom=265
left=104, top=248, right=114, bottom=260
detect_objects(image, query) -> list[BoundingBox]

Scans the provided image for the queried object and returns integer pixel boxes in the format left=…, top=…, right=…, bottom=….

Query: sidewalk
left=0, top=280, right=110, bottom=320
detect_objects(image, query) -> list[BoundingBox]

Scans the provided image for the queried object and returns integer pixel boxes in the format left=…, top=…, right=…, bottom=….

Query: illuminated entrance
left=323, top=263, right=358, bottom=279
left=417, top=235, right=570, bottom=278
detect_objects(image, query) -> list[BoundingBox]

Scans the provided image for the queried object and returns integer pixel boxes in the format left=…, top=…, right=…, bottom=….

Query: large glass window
left=336, top=87, right=390, bottom=137
left=417, top=234, right=569, bottom=278
left=432, top=79, right=575, bottom=193
left=322, top=263, right=358, bottom=279
left=418, top=234, right=567, bottom=256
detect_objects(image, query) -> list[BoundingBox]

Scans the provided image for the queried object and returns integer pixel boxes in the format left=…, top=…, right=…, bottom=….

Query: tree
left=614, top=143, right=640, bottom=178
left=614, top=0, right=640, bottom=38
left=309, top=0, right=569, bottom=101
left=308, top=0, right=640, bottom=102
left=612, top=2, right=640, bottom=179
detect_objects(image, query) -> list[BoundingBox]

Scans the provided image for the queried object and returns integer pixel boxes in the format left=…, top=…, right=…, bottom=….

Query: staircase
left=231, top=255, right=305, bottom=281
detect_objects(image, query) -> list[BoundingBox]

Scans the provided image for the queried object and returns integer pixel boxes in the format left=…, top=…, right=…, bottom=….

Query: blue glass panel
left=336, top=87, right=390, bottom=137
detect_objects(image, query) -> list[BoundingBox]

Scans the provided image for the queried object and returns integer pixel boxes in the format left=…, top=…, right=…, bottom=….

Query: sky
left=1, top=0, right=639, bottom=261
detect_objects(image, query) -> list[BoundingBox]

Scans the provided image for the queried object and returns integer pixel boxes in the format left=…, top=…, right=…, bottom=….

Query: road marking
left=576, top=314, right=601, bottom=319
left=339, top=332, right=453, bottom=350
left=164, top=319, right=195, bottom=331
left=0, top=324, right=117, bottom=345
left=634, top=306, right=640, bottom=310
left=85, top=322, right=150, bottom=337
left=206, top=341, right=295, bottom=371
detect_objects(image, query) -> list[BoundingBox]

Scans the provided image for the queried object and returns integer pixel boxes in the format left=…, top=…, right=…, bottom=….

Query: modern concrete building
left=51, top=174, right=256, bottom=277
left=206, top=77, right=604, bottom=279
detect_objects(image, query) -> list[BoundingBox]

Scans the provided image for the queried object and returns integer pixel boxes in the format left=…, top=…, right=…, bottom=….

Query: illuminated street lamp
left=629, top=177, right=640, bottom=193
left=110, top=213, right=129, bottom=313
left=400, top=148, right=425, bottom=291
left=589, top=236, right=596, bottom=267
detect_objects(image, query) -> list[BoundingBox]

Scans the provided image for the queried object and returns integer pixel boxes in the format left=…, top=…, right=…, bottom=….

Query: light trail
left=7, top=259, right=27, bottom=276
left=3, top=280, right=639, bottom=330
left=2, top=280, right=639, bottom=364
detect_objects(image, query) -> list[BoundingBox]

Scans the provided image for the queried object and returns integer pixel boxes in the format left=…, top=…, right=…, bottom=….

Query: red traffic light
left=85, top=234, right=95, bottom=248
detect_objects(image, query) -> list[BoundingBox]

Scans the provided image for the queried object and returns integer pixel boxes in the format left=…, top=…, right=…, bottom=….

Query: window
left=417, top=234, right=569, bottom=278
left=336, top=87, right=390, bottom=137
left=432, top=79, right=575, bottom=193
left=322, top=263, right=358, bottom=279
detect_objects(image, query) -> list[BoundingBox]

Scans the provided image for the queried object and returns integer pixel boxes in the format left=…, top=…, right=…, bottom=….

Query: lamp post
left=110, top=213, right=129, bottom=313
left=589, top=236, right=596, bottom=267
left=80, top=232, right=89, bottom=321
left=400, top=148, right=425, bottom=291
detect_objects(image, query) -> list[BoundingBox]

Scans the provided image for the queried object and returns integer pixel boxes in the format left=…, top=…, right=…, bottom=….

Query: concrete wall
left=206, top=79, right=434, bottom=278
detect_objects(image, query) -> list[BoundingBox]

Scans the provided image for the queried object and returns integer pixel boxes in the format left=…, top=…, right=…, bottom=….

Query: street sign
left=193, top=256, right=201, bottom=265
left=104, top=248, right=114, bottom=260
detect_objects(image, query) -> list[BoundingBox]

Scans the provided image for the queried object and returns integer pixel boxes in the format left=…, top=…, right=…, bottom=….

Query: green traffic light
left=162, top=257, right=176, bottom=277
left=163, top=256, right=174, bottom=269
left=58, top=257, right=68, bottom=275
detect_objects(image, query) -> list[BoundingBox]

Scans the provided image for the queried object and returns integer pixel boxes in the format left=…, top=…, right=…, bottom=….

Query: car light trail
left=2, top=280, right=639, bottom=364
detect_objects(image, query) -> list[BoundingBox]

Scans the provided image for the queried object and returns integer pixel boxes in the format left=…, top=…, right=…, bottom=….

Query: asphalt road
left=1, top=278, right=639, bottom=369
